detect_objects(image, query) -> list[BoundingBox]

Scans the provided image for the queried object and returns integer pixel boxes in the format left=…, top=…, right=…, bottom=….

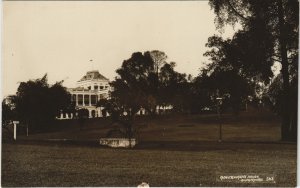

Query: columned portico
left=58, top=70, right=111, bottom=120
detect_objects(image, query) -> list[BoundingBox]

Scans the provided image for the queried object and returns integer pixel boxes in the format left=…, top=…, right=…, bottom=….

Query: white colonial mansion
left=58, top=70, right=172, bottom=119
left=58, top=70, right=111, bottom=119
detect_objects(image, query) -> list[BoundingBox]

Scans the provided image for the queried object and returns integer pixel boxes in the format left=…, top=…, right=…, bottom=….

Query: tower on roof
left=76, top=70, right=110, bottom=90
left=79, top=70, right=109, bottom=82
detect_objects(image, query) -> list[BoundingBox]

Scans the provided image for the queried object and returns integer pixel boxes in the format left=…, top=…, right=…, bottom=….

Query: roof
left=78, top=70, right=109, bottom=82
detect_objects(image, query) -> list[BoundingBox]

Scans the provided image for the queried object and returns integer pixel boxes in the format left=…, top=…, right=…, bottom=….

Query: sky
left=3, top=1, right=239, bottom=97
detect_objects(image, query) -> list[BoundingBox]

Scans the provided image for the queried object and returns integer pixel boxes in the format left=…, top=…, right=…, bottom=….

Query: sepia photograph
left=1, top=0, right=298, bottom=187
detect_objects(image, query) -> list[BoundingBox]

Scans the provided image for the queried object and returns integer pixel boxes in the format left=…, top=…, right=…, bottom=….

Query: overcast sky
left=3, top=1, right=239, bottom=97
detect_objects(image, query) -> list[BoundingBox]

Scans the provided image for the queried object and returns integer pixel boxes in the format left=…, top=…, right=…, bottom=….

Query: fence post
left=12, top=121, right=19, bottom=141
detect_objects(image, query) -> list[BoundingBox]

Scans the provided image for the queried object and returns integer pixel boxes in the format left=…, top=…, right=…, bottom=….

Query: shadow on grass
left=5, top=139, right=296, bottom=154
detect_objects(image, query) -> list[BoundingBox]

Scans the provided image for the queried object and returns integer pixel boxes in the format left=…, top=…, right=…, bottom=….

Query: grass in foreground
left=2, top=108, right=295, bottom=186
left=2, top=142, right=296, bottom=187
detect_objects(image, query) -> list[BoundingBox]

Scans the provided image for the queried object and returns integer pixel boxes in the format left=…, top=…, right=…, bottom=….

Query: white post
left=14, top=124, right=16, bottom=140
left=88, top=109, right=92, bottom=118
left=13, top=121, right=19, bottom=141
left=60, top=111, right=63, bottom=119
left=142, top=108, right=145, bottom=115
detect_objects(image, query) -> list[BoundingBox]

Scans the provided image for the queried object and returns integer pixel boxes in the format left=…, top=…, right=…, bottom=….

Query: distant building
left=59, top=70, right=111, bottom=119
left=58, top=70, right=173, bottom=119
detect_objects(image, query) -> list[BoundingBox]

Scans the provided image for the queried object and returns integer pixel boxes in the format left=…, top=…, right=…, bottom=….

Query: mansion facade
left=58, top=70, right=111, bottom=119
left=58, top=70, right=172, bottom=119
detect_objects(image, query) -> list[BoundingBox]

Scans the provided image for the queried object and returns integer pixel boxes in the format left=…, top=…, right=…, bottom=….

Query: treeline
left=2, top=75, right=74, bottom=132
left=107, top=50, right=256, bottom=116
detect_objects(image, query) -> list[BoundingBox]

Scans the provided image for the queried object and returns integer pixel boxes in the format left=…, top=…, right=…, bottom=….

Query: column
left=83, top=95, right=85, bottom=106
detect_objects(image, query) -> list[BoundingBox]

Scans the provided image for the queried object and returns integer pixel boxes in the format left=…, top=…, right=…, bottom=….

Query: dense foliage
left=3, top=74, right=73, bottom=130
left=208, top=0, right=298, bottom=141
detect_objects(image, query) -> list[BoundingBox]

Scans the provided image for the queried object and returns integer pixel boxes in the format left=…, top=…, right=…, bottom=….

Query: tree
left=267, top=73, right=298, bottom=140
left=203, top=34, right=258, bottom=114
left=204, top=33, right=274, bottom=83
left=158, top=62, right=186, bottom=107
left=188, top=74, right=215, bottom=113
left=203, top=69, right=253, bottom=114
left=158, top=62, right=197, bottom=113
left=150, top=50, right=168, bottom=76
left=2, top=96, right=18, bottom=137
left=112, top=52, right=157, bottom=115
left=110, top=52, right=157, bottom=142
left=11, top=74, right=72, bottom=131
left=110, top=51, right=193, bottom=141
left=208, top=0, right=298, bottom=141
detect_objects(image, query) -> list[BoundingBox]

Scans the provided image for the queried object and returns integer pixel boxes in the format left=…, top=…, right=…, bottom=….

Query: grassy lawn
left=2, top=142, right=296, bottom=187
left=16, top=108, right=281, bottom=142
left=1, top=108, right=297, bottom=186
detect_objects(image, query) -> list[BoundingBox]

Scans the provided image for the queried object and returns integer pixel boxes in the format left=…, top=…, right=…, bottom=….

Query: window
left=72, top=95, right=76, bottom=103
left=84, top=95, right=89, bottom=105
left=94, top=85, right=98, bottom=90
left=78, top=95, right=83, bottom=105
left=91, top=95, right=97, bottom=105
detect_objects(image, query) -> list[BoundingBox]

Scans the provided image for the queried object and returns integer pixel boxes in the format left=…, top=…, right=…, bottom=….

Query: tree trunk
left=290, top=81, right=298, bottom=141
left=277, top=0, right=291, bottom=141
left=127, top=114, right=136, bottom=148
